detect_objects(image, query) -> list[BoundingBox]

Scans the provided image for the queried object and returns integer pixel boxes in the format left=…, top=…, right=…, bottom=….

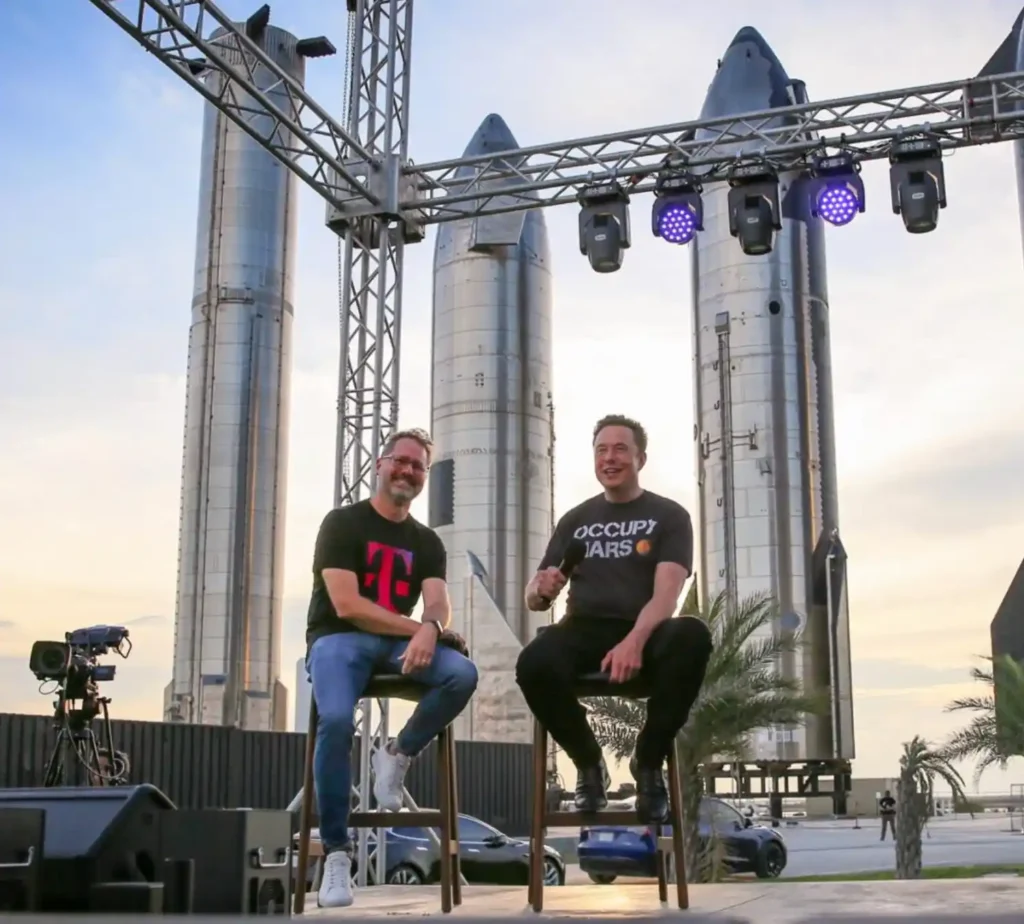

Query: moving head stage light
left=889, top=136, right=947, bottom=234
left=808, top=153, right=866, bottom=227
left=578, top=181, right=631, bottom=273
left=651, top=167, right=704, bottom=246
left=29, top=625, right=133, bottom=787
left=727, top=161, right=782, bottom=256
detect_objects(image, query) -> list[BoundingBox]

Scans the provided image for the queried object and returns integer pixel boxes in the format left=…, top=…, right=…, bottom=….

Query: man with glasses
left=305, top=428, right=479, bottom=908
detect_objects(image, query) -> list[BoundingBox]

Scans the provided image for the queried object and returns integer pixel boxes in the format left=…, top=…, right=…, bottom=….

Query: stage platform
left=299, top=879, right=1024, bottom=921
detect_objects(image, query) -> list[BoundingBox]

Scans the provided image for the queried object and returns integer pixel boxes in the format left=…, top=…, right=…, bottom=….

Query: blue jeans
left=307, top=630, right=479, bottom=852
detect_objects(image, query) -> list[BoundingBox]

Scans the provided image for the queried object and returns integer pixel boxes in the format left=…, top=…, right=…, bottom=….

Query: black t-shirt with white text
left=879, top=796, right=896, bottom=815
left=306, top=500, right=446, bottom=648
left=539, top=491, right=694, bottom=622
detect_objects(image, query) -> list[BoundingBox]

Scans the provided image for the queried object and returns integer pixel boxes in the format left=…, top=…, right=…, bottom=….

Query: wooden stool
left=527, top=672, right=688, bottom=912
left=293, top=674, right=462, bottom=914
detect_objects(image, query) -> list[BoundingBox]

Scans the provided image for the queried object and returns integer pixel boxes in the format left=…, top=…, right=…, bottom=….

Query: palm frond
left=941, top=653, right=1024, bottom=783
left=588, top=698, right=646, bottom=762
left=900, top=735, right=969, bottom=807
left=590, top=590, right=829, bottom=768
left=945, top=695, right=996, bottom=713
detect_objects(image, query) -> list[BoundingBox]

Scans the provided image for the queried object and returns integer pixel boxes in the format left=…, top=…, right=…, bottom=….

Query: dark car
left=296, top=814, right=565, bottom=890
left=578, top=796, right=787, bottom=882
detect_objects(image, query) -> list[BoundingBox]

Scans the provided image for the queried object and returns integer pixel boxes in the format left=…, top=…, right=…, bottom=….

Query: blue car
left=578, top=796, right=787, bottom=882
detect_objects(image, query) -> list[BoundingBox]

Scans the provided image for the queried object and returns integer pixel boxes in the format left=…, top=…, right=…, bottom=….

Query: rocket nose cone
left=1015, top=10, right=1024, bottom=71
left=462, top=113, right=520, bottom=158
left=699, top=25, right=792, bottom=121
left=726, top=26, right=772, bottom=55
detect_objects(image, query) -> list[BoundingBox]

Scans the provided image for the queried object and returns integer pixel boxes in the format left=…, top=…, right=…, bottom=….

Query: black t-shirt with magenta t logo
left=539, top=490, right=694, bottom=623
left=306, top=499, right=446, bottom=648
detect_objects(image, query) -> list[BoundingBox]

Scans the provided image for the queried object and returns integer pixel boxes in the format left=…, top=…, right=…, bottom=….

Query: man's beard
left=387, top=477, right=418, bottom=504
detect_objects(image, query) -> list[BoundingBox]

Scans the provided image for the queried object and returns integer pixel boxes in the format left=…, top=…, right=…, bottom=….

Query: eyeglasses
left=382, top=454, right=429, bottom=474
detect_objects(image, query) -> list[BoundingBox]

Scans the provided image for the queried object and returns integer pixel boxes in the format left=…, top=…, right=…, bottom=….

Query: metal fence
left=0, top=712, right=534, bottom=835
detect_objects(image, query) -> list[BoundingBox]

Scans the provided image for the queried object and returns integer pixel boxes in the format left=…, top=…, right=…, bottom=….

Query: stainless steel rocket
left=164, top=16, right=332, bottom=730
left=978, top=8, right=1024, bottom=680
left=691, top=27, right=855, bottom=763
left=429, top=113, right=555, bottom=666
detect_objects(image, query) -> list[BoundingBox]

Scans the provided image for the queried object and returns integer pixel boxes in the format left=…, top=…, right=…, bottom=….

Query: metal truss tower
left=331, top=0, right=412, bottom=885
left=90, top=0, right=1024, bottom=889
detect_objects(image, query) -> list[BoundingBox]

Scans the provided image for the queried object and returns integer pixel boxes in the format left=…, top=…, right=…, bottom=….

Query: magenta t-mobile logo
left=364, top=542, right=414, bottom=613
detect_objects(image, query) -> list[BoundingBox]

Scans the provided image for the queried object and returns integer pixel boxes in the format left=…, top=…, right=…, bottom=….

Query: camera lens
left=41, top=649, right=66, bottom=671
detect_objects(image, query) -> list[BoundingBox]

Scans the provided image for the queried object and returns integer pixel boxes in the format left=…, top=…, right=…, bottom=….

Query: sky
left=1, top=0, right=1023, bottom=793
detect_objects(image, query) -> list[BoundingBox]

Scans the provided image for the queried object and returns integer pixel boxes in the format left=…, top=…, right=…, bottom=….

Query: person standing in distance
left=879, top=789, right=897, bottom=841
left=305, top=428, right=479, bottom=908
left=515, top=415, right=712, bottom=825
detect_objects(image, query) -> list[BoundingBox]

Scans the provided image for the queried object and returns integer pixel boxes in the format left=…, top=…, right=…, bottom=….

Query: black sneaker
left=635, top=767, right=669, bottom=825
left=574, top=765, right=608, bottom=813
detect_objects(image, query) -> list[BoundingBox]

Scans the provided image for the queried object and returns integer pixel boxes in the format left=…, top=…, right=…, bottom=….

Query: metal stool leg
left=438, top=728, right=454, bottom=913
left=446, top=729, right=463, bottom=906
left=655, top=821, right=668, bottom=903
left=528, top=718, right=547, bottom=913
left=667, top=740, right=689, bottom=910
left=293, top=697, right=318, bottom=915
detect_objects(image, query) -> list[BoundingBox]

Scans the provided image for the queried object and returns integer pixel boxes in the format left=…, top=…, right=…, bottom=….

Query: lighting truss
left=409, top=75, right=1024, bottom=222
left=90, top=0, right=1024, bottom=229
left=89, top=0, right=376, bottom=208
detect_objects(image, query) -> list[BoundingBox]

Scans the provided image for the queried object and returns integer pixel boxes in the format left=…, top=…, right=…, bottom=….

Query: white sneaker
left=372, top=745, right=411, bottom=811
left=317, top=851, right=354, bottom=908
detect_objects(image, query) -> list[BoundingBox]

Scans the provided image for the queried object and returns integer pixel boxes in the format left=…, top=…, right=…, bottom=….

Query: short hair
left=381, top=428, right=434, bottom=463
left=592, top=415, right=648, bottom=454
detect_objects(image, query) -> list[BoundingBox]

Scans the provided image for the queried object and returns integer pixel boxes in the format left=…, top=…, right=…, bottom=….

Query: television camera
left=28, top=625, right=133, bottom=787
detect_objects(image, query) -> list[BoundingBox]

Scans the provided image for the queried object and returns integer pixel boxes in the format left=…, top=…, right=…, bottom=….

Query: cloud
left=853, top=659, right=971, bottom=692
left=844, top=427, right=1024, bottom=536
left=0, top=620, right=15, bottom=630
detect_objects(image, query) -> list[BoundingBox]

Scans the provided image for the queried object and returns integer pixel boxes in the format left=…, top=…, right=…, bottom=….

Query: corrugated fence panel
left=0, top=714, right=532, bottom=834
left=233, top=729, right=307, bottom=809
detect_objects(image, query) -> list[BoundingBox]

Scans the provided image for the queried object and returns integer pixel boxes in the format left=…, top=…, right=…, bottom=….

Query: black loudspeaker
left=0, top=784, right=175, bottom=912
left=0, top=807, right=45, bottom=911
left=159, top=809, right=292, bottom=914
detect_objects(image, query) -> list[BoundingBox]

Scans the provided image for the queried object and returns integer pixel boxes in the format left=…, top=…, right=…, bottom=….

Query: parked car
left=577, top=796, right=787, bottom=882
left=294, top=813, right=565, bottom=890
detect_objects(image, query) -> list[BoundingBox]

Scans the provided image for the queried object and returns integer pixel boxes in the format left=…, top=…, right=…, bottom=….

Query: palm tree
left=894, top=736, right=968, bottom=879
left=943, top=654, right=1024, bottom=785
left=587, top=590, right=826, bottom=883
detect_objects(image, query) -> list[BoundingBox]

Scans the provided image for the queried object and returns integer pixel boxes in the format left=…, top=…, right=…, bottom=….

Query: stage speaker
left=0, top=784, right=175, bottom=912
left=0, top=807, right=44, bottom=911
left=159, top=809, right=291, bottom=914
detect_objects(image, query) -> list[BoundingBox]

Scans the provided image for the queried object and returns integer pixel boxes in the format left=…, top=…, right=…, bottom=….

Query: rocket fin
left=469, top=209, right=528, bottom=250
left=680, top=576, right=700, bottom=615
left=811, top=529, right=855, bottom=760
left=272, top=678, right=289, bottom=731
left=990, top=555, right=1024, bottom=663
left=976, top=8, right=1024, bottom=77
left=461, top=560, right=532, bottom=743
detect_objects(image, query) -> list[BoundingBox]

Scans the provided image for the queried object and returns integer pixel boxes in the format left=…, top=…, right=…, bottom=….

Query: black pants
left=515, top=616, right=713, bottom=770
left=880, top=814, right=896, bottom=840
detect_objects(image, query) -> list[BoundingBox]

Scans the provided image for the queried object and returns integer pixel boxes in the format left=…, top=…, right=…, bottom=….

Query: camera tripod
left=43, top=684, right=129, bottom=787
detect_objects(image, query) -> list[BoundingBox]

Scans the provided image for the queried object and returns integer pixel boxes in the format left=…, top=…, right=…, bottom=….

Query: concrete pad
left=302, top=879, right=1024, bottom=921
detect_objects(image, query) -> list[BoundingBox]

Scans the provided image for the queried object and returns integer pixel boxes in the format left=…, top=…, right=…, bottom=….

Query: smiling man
left=305, top=428, right=479, bottom=908
left=515, top=414, right=712, bottom=824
